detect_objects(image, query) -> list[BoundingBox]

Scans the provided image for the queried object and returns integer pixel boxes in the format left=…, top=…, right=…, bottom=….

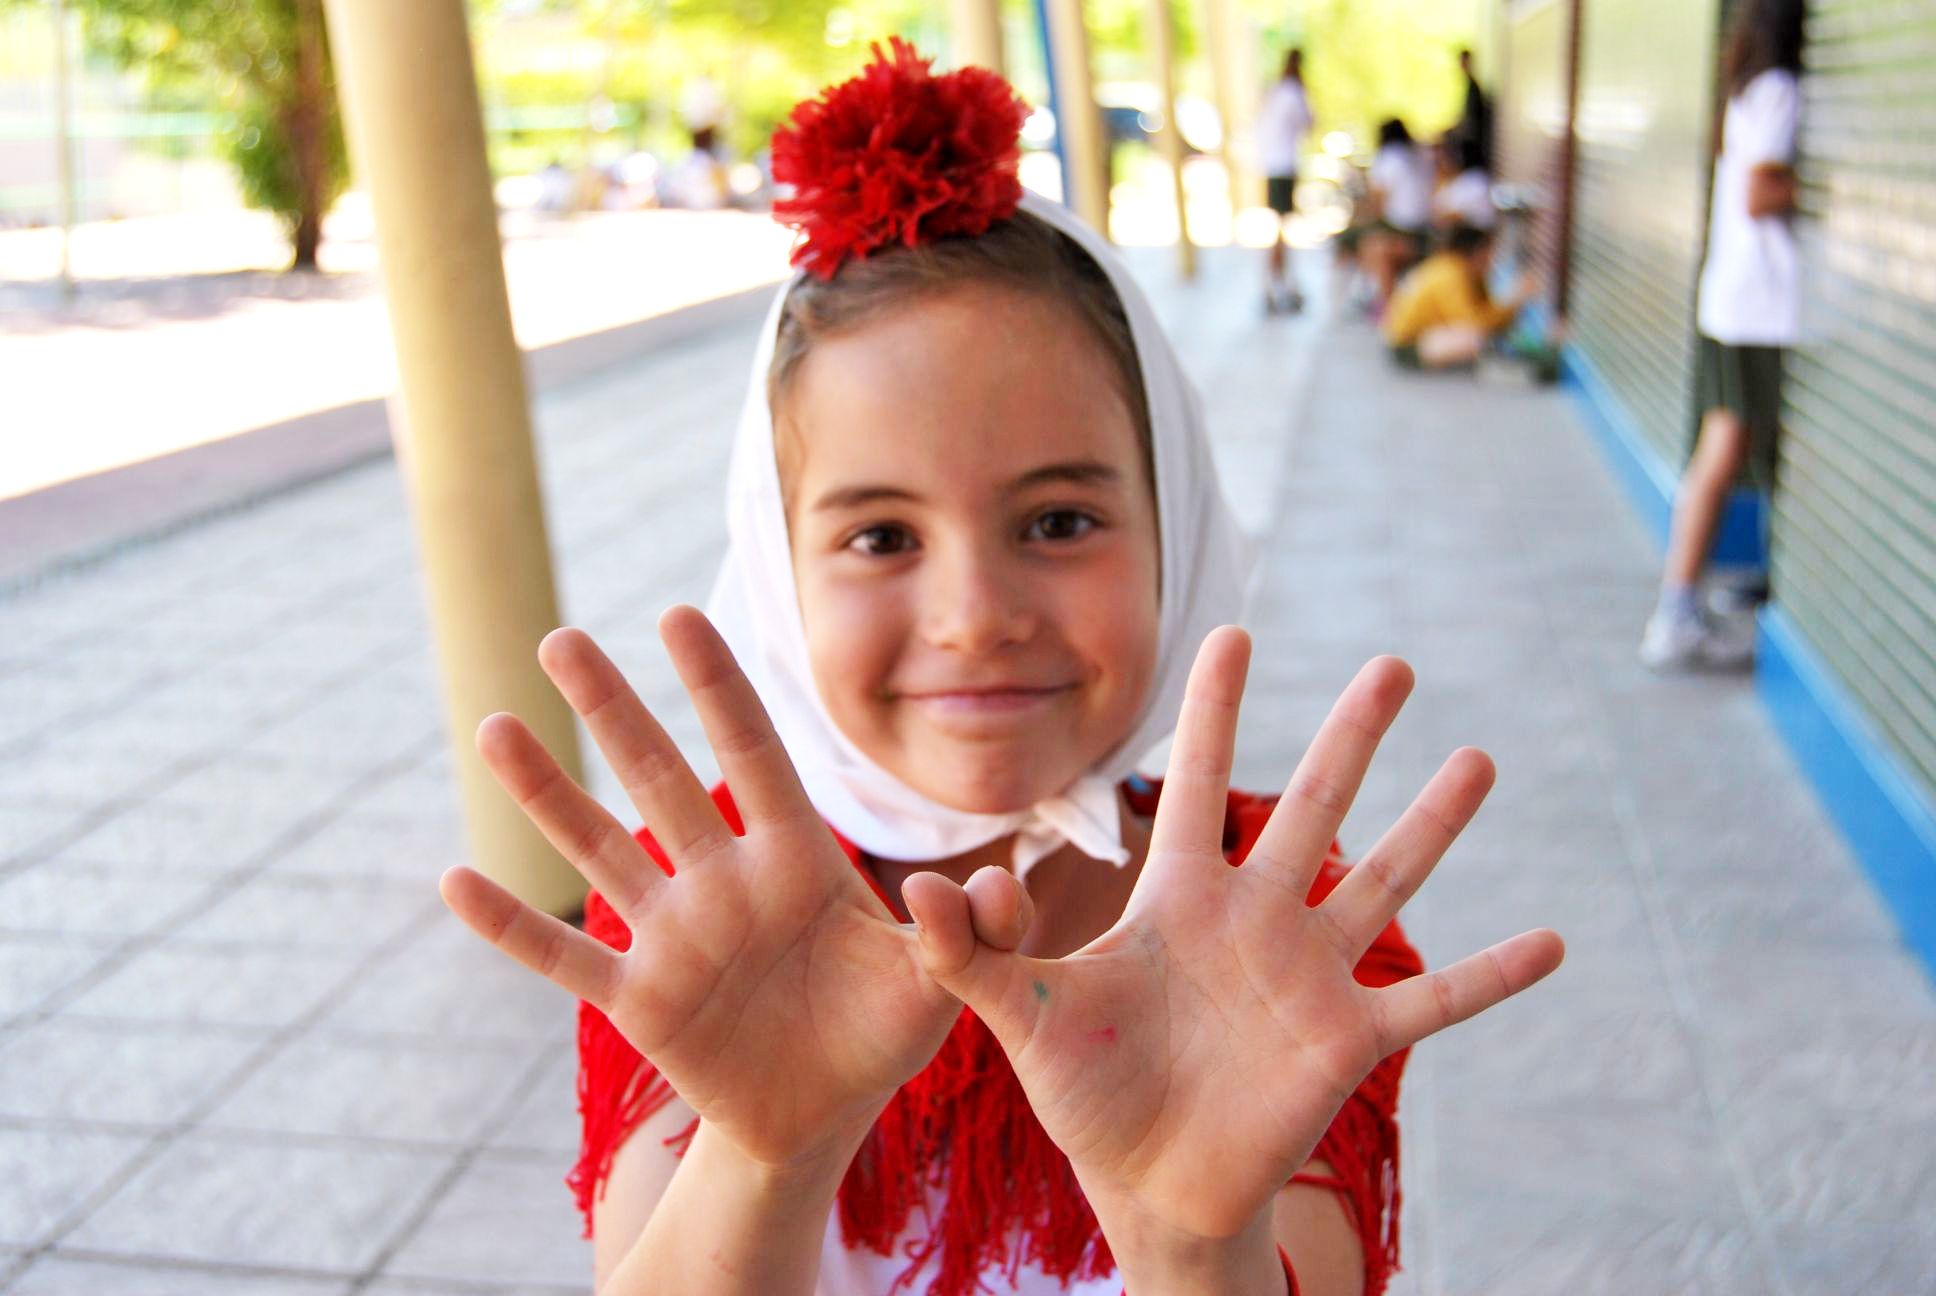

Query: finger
left=903, top=871, right=1040, bottom=1042
left=1372, top=928, right=1566, bottom=1056
left=476, top=711, right=662, bottom=915
left=538, top=627, right=733, bottom=866
left=658, top=606, right=817, bottom=830
left=1321, top=747, right=1494, bottom=958
left=1247, top=656, right=1413, bottom=898
left=1145, top=626, right=1252, bottom=867
left=903, top=871, right=975, bottom=978
left=439, top=865, right=621, bottom=1009
left=964, top=866, right=1035, bottom=952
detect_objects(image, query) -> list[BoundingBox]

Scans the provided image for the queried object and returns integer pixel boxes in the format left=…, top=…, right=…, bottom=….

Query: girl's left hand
left=903, top=626, right=1565, bottom=1249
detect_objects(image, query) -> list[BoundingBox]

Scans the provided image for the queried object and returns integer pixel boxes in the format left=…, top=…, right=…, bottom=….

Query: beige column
left=949, top=0, right=1005, bottom=75
left=1145, top=0, right=1195, bottom=277
left=52, top=0, right=76, bottom=300
left=323, top=0, right=588, bottom=916
left=1199, top=0, right=1241, bottom=214
left=1225, top=11, right=1261, bottom=211
left=1044, top=0, right=1110, bottom=237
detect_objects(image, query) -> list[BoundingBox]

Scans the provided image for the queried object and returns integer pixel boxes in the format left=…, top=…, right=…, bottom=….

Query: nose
left=919, top=537, right=1035, bottom=655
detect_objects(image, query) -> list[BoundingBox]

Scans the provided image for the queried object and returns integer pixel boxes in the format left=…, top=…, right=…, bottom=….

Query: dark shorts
left=1695, top=335, right=1783, bottom=487
left=1390, top=342, right=1423, bottom=369
left=1266, top=174, right=1297, bottom=216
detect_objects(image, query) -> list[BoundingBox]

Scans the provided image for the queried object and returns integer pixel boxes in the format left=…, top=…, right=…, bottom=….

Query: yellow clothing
left=1383, top=252, right=1516, bottom=345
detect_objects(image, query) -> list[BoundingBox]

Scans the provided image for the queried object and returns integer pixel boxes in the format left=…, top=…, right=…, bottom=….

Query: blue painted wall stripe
left=1758, top=608, right=1936, bottom=974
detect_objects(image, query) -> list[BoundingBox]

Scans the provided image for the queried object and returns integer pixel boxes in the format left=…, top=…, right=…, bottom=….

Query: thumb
left=903, top=869, right=1036, bottom=1030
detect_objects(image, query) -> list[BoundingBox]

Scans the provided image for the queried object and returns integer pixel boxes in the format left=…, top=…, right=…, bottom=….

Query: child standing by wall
left=439, top=42, right=1564, bottom=1296
left=1640, top=0, right=1804, bottom=670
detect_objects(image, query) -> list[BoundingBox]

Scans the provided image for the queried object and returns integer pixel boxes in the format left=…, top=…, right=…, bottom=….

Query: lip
left=899, top=684, right=1073, bottom=715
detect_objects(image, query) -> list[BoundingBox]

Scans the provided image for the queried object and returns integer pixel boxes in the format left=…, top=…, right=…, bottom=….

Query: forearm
left=1747, top=164, right=1797, bottom=218
left=1090, top=1195, right=1289, bottom=1296
left=600, top=1118, right=861, bottom=1296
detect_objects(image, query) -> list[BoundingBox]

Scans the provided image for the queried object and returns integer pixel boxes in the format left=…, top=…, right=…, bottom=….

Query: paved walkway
left=1, top=245, right=1930, bottom=1294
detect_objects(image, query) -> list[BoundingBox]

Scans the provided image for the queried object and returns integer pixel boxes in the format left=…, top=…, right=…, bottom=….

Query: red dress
left=570, top=779, right=1424, bottom=1296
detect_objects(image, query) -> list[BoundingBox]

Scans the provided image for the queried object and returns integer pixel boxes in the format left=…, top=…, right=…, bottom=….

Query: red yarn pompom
left=771, top=38, right=1029, bottom=279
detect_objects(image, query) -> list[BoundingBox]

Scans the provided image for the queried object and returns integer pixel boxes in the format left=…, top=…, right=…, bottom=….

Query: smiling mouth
left=901, top=685, right=1072, bottom=715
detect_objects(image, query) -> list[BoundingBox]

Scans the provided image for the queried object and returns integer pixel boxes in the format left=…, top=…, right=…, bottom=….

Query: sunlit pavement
left=0, top=202, right=797, bottom=503
left=0, top=237, right=1930, bottom=1293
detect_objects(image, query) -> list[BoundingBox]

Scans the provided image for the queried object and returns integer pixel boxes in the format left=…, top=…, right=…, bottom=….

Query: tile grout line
left=344, top=1039, right=568, bottom=1293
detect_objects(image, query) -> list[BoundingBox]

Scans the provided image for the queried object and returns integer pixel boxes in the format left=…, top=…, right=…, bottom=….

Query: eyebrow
left=809, top=460, right=1123, bottom=513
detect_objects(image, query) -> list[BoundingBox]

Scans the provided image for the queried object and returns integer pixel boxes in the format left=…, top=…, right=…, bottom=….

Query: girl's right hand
left=438, top=606, right=961, bottom=1172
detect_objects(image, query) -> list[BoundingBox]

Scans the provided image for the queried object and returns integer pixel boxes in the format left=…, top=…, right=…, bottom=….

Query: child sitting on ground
left=1383, top=223, right=1540, bottom=372
left=439, top=41, right=1563, bottom=1296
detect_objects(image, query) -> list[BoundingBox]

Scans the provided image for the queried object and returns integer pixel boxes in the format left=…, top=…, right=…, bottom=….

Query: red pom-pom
left=771, top=38, right=1029, bottom=279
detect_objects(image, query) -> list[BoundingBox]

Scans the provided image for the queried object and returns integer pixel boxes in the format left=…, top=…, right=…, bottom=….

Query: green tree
left=70, top=0, right=346, bottom=269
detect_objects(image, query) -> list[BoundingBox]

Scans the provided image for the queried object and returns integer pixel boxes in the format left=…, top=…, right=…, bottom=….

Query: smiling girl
left=437, top=41, right=1563, bottom=1296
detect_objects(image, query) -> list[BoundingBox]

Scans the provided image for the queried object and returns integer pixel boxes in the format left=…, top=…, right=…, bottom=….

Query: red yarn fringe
left=567, top=784, right=1422, bottom=1296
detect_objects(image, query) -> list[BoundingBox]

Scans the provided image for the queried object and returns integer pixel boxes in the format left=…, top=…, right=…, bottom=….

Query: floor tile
left=380, top=1152, right=589, bottom=1289
left=0, top=1125, right=151, bottom=1247
left=202, top=1033, right=537, bottom=1146
left=67, top=1132, right=453, bottom=1273
left=0, top=1017, right=261, bottom=1126
left=61, top=942, right=362, bottom=1030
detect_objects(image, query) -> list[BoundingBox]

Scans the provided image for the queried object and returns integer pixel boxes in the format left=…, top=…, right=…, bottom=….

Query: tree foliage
left=67, top=0, right=346, bottom=268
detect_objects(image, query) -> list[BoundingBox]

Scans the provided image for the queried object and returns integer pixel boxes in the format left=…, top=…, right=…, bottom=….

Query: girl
left=439, top=41, right=1563, bottom=1296
left=1256, top=48, right=1314, bottom=315
left=1640, top=0, right=1803, bottom=671
left=1358, top=119, right=1434, bottom=312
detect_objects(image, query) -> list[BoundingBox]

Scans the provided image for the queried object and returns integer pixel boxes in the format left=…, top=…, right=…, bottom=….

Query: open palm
left=904, top=628, right=1565, bottom=1241
left=440, top=608, right=960, bottom=1169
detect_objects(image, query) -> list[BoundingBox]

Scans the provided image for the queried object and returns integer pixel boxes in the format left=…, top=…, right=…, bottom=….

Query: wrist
left=1089, top=1194, right=1285, bottom=1296
left=690, top=1109, right=875, bottom=1201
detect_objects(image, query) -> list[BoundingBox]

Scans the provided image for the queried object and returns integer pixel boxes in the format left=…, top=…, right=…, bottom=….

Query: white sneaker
left=1639, top=610, right=1754, bottom=672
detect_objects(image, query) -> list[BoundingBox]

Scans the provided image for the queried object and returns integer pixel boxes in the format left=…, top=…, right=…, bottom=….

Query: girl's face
left=783, top=283, right=1161, bottom=816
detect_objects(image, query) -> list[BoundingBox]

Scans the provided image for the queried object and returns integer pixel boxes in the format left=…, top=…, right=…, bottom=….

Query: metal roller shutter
left=1565, top=0, right=1722, bottom=468
left=1774, top=0, right=1936, bottom=799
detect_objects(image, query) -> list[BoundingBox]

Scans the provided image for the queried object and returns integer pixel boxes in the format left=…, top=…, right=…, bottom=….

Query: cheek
left=1068, top=540, right=1161, bottom=706
left=796, top=566, right=902, bottom=722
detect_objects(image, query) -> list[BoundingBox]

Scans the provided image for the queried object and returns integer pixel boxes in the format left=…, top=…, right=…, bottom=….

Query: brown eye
left=1026, top=509, right=1098, bottom=542
left=848, top=524, right=915, bottom=556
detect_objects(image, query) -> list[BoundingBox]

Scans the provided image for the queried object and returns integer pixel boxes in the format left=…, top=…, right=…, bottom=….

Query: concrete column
left=1146, top=0, right=1195, bottom=277
left=1043, top=0, right=1110, bottom=237
left=1200, top=0, right=1241, bottom=214
left=1224, top=12, right=1261, bottom=211
left=950, top=0, right=1006, bottom=75
left=52, top=0, right=76, bottom=301
left=323, top=0, right=588, bottom=917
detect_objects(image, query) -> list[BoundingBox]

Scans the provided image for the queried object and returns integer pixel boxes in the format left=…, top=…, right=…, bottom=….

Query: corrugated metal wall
left=1565, top=0, right=1719, bottom=467
left=1773, top=0, right=1936, bottom=798
left=1495, top=1, right=1571, bottom=294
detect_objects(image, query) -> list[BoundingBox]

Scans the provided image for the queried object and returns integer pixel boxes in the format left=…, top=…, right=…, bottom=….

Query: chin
left=908, top=759, right=1072, bottom=816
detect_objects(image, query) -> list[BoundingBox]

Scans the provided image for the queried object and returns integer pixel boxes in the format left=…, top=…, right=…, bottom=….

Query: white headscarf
left=707, top=191, right=1250, bottom=873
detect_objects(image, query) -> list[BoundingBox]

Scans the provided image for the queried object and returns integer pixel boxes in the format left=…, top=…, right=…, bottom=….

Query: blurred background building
left=1488, top=0, right=1936, bottom=963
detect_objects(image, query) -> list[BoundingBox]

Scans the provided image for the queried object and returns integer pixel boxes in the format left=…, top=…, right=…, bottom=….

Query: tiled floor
left=2, top=247, right=1930, bottom=1293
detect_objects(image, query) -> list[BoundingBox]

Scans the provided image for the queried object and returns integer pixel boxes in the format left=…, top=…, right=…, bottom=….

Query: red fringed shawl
left=569, top=781, right=1424, bottom=1295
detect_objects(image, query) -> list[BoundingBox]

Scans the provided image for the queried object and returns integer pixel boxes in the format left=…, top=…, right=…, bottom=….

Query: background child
left=1357, top=119, right=1435, bottom=312
left=1257, top=48, right=1314, bottom=315
left=1639, top=0, right=1803, bottom=671
left=1383, top=224, right=1533, bottom=370
left=438, top=42, right=1563, bottom=1296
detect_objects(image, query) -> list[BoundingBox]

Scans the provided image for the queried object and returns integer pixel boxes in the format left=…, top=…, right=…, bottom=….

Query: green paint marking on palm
left=1032, top=980, right=1050, bottom=1002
